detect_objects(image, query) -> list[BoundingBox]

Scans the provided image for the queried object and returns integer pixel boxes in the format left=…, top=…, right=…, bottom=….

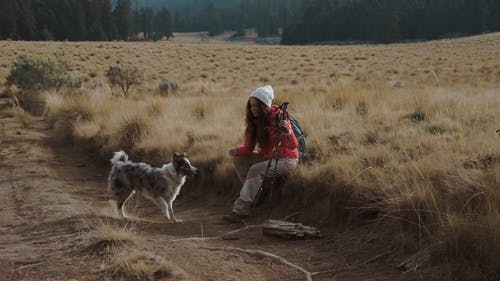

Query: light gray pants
left=232, top=153, right=299, bottom=216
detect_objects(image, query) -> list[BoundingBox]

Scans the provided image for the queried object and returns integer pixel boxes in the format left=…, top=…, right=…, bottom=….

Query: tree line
left=1, top=0, right=499, bottom=44
left=0, top=0, right=172, bottom=41
left=282, top=0, right=500, bottom=44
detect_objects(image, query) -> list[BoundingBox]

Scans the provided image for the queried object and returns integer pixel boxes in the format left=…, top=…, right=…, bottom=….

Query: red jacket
left=236, top=105, right=299, bottom=160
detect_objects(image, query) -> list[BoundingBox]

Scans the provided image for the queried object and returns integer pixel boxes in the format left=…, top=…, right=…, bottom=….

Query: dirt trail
left=0, top=97, right=416, bottom=281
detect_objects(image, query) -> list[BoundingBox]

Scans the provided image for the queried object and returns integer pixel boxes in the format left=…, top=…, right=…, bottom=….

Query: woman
left=223, top=85, right=299, bottom=223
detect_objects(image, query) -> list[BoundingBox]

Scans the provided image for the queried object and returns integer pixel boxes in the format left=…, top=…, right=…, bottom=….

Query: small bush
left=158, top=80, right=179, bottom=96
left=106, top=64, right=142, bottom=97
left=330, top=97, right=345, bottom=111
left=110, top=252, right=174, bottom=281
left=9, top=105, right=35, bottom=128
left=404, top=108, right=427, bottom=122
left=81, top=219, right=137, bottom=255
left=426, top=124, right=445, bottom=135
left=6, top=55, right=74, bottom=91
left=117, top=116, right=150, bottom=151
left=356, top=101, right=369, bottom=117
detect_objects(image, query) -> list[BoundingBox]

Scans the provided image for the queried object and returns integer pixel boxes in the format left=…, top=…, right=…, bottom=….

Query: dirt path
left=0, top=98, right=414, bottom=281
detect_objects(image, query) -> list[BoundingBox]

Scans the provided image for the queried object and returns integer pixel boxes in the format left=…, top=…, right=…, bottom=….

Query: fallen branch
left=262, top=219, right=323, bottom=239
left=15, top=261, right=45, bottom=271
left=203, top=246, right=312, bottom=281
left=397, top=246, right=434, bottom=273
left=171, top=212, right=301, bottom=242
left=222, top=224, right=262, bottom=239
left=311, top=249, right=393, bottom=277
left=171, top=224, right=263, bottom=242
left=170, top=236, right=220, bottom=242
left=281, top=211, right=302, bottom=222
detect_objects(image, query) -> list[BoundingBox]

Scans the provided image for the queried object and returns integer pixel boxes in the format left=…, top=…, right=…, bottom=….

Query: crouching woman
left=223, top=85, right=299, bottom=223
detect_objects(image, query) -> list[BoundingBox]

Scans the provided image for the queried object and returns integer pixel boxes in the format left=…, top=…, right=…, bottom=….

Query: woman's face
left=249, top=98, right=260, bottom=117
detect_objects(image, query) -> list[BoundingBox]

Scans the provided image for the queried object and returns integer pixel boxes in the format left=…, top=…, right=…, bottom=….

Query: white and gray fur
left=107, top=150, right=198, bottom=223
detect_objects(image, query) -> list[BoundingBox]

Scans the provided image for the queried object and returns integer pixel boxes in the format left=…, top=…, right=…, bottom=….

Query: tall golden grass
left=1, top=33, right=499, bottom=275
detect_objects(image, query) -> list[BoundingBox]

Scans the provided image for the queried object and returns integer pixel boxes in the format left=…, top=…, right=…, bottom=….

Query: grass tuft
left=116, top=115, right=151, bottom=151
left=8, top=105, right=35, bottom=127
left=110, top=251, right=177, bottom=281
left=82, top=218, right=137, bottom=255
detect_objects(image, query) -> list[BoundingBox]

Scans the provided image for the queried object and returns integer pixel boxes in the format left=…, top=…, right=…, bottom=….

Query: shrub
left=105, top=64, right=142, bottom=97
left=110, top=252, right=174, bottom=281
left=356, top=101, right=369, bottom=117
left=87, top=220, right=137, bottom=251
left=158, top=80, right=179, bottom=96
left=6, top=55, right=74, bottom=91
left=117, top=116, right=150, bottom=151
left=404, top=108, right=428, bottom=122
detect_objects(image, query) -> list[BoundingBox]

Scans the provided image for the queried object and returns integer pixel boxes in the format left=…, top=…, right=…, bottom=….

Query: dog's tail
left=110, top=150, right=128, bottom=165
left=108, top=150, right=128, bottom=193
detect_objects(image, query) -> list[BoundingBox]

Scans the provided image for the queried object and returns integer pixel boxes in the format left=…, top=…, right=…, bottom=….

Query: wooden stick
left=203, top=246, right=312, bottom=281
left=171, top=212, right=311, bottom=242
left=311, top=249, right=393, bottom=277
left=281, top=211, right=302, bottom=221
left=171, top=224, right=263, bottom=242
left=15, top=261, right=45, bottom=271
left=170, top=236, right=220, bottom=242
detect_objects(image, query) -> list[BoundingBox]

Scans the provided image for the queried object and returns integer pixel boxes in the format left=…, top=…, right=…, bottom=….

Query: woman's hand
left=278, top=120, right=291, bottom=135
left=229, top=147, right=238, bottom=156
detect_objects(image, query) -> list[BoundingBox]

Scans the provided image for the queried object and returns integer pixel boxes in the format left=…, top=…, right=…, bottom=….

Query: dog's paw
left=173, top=219, right=183, bottom=224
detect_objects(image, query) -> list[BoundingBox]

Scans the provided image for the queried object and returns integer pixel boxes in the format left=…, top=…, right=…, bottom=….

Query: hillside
left=0, top=32, right=499, bottom=280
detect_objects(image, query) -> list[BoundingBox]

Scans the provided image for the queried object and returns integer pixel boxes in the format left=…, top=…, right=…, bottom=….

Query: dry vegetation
left=1, top=33, right=499, bottom=277
left=76, top=218, right=188, bottom=280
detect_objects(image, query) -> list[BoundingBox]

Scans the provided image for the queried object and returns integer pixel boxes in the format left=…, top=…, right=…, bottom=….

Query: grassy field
left=1, top=33, right=499, bottom=277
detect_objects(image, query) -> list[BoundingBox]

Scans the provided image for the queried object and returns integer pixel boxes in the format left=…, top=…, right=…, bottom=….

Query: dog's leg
left=142, top=194, right=171, bottom=220
left=118, top=190, right=135, bottom=219
left=157, top=197, right=179, bottom=222
left=167, top=198, right=182, bottom=223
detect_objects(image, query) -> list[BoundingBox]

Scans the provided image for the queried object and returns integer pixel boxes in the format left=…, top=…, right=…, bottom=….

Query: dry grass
left=1, top=33, right=499, bottom=275
left=83, top=218, right=137, bottom=254
left=7, top=105, right=35, bottom=127
left=109, top=251, right=186, bottom=281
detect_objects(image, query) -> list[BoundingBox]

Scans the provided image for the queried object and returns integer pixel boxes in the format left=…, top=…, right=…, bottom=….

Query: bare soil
left=0, top=96, right=443, bottom=281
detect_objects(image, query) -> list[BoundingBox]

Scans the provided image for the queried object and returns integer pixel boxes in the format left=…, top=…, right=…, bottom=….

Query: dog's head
left=173, top=152, right=198, bottom=177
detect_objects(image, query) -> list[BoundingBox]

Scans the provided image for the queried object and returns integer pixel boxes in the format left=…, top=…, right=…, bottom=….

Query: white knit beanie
left=249, top=85, right=274, bottom=108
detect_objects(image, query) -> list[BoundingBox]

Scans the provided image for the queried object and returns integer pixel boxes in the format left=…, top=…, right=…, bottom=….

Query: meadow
left=1, top=32, right=499, bottom=277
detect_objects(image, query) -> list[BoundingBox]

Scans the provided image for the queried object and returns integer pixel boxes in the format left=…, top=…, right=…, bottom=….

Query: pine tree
left=207, top=1, right=223, bottom=36
left=101, top=0, right=118, bottom=40
left=0, top=0, right=17, bottom=40
left=114, top=0, right=132, bottom=40
left=154, top=7, right=173, bottom=40
left=16, top=0, right=37, bottom=40
left=140, top=8, right=154, bottom=40
left=71, top=0, right=86, bottom=41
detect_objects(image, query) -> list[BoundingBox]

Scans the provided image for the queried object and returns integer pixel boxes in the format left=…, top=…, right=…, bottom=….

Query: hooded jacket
left=235, top=104, right=299, bottom=159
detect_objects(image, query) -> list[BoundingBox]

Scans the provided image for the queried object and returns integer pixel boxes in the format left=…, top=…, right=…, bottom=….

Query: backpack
left=288, top=114, right=308, bottom=159
left=275, top=112, right=308, bottom=159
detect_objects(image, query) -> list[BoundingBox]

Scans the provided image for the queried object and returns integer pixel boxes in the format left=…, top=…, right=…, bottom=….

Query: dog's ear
left=173, top=152, right=181, bottom=161
left=181, top=152, right=188, bottom=158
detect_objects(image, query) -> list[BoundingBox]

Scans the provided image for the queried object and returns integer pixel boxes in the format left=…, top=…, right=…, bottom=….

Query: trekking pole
left=249, top=102, right=289, bottom=218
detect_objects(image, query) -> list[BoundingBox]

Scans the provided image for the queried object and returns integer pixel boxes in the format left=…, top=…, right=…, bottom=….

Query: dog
left=107, top=150, right=198, bottom=223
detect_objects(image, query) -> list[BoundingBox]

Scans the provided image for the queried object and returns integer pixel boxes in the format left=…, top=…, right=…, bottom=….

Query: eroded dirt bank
left=0, top=97, right=440, bottom=281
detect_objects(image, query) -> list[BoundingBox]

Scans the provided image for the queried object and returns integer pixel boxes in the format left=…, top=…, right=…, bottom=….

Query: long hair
left=245, top=99, right=271, bottom=148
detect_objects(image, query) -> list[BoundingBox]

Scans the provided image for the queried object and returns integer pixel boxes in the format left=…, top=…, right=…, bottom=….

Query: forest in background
left=1, top=0, right=499, bottom=44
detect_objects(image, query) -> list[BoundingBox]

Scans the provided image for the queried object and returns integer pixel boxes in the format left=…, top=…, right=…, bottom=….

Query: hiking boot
left=222, top=212, right=247, bottom=223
